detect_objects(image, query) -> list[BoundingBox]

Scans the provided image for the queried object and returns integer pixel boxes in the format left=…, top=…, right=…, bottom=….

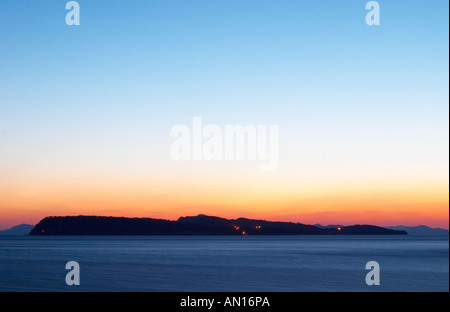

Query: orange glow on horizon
left=0, top=173, right=448, bottom=230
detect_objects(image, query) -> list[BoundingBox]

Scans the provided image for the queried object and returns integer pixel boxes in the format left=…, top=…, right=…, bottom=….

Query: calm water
left=0, top=235, right=448, bottom=292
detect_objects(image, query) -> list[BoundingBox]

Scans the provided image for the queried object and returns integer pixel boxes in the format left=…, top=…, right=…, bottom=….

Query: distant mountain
left=386, top=225, right=449, bottom=236
left=0, top=224, right=34, bottom=236
left=29, top=215, right=407, bottom=236
left=314, top=224, right=344, bottom=229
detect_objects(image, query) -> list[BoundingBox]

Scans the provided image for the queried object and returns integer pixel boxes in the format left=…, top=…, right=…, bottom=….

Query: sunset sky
left=0, top=0, right=448, bottom=230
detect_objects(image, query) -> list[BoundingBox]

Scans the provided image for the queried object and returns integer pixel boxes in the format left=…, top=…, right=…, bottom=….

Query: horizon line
left=1, top=213, right=449, bottom=231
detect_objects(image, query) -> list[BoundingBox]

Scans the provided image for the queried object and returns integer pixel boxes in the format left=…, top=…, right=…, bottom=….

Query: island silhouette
left=29, top=214, right=407, bottom=235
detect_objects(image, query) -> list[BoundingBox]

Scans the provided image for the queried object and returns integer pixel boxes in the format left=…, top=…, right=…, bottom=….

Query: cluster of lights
left=232, top=225, right=262, bottom=235
left=233, top=225, right=246, bottom=235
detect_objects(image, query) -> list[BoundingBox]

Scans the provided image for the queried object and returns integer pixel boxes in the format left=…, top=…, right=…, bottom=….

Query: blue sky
left=0, top=1, right=448, bottom=228
left=1, top=0, right=448, bottom=157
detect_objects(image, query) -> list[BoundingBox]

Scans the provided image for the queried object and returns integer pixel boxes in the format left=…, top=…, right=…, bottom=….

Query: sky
left=0, top=0, right=448, bottom=230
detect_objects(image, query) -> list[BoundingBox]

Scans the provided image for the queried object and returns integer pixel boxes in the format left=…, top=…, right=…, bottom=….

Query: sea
left=0, top=235, right=448, bottom=292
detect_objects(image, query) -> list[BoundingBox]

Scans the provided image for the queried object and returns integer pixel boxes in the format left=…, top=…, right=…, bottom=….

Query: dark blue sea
left=0, top=235, right=448, bottom=292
